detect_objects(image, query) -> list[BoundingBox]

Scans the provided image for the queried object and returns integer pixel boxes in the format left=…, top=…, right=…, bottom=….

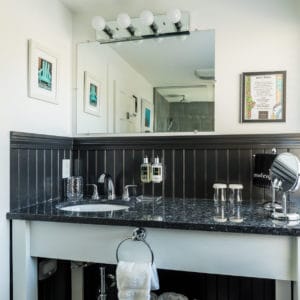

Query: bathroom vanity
left=8, top=131, right=300, bottom=300
left=7, top=198, right=300, bottom=300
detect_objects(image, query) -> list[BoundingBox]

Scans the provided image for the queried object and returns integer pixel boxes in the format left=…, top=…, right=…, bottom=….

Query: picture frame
left=241, top=71, right=286, bottom=122
left=28, top=40, right=57, bottom=104
left=141, top=98, right=153, bottom=132
left=84, top=71, right=101, bottom=117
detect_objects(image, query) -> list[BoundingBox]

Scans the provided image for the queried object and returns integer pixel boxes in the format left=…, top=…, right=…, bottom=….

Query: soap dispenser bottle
left=140, top=156, right=152, bottom=183
left=152, top=156, right=163, bottom=183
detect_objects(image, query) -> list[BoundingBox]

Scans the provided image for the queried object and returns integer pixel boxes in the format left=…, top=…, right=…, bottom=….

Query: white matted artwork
left=28, top=40, right=57, bottom=104
left=141, top=98, right=153, bottom=133
left=84, top=71, right=101, bottom=117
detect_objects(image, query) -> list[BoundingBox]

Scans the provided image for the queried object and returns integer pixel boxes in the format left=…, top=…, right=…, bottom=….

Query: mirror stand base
left=263, top=202, right=282, bottom=211
left=271, top=212, right=300, bottom=221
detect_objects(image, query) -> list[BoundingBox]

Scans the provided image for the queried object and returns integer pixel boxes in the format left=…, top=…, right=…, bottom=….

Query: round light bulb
left=91, top=16, right=106, bottom=31
left=117, top=13, right=131, bottom=29
left=140, top=10, right=154, bottom=26
left=167, top=8, right=182, bottom=24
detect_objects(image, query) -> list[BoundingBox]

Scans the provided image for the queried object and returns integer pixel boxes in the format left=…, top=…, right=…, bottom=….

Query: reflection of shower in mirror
left=167, top=118, right=174, bottom=131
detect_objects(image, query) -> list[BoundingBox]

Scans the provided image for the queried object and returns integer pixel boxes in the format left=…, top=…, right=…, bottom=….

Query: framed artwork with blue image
left=84, top=71, right=101, bottom=117
left=28, top=40, right=57, bottom=104
left=141, top=98, right=153, bottom=132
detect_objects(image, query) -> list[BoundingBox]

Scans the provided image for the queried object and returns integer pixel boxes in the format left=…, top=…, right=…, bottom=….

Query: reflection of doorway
left=113, top=81, right=140, bottom=133
left=154, top=85, right=215, bottom=132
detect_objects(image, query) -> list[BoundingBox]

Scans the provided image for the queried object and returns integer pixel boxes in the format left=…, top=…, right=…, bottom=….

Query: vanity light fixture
left=91, top=16, right=114, bottom=39
left=117, top=13, right=135, bottom=36
left=140, top=10, right=159, bottom=35
left=167, top=8, right=182, bottom=31
left=92, top=10, right=190, bottom=44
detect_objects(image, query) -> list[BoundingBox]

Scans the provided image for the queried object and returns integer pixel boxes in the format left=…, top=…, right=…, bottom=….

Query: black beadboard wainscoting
left=10, top=132, right=73, bottom=210
left=73, top=134, right=300, bottom=203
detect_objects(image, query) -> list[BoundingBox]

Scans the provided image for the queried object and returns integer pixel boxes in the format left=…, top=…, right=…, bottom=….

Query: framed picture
left=241, top=71, right=286, bottom=122
left=141, top=98, right=153, bottom=132
left=84, top=71, right=101, bottom=117
left=28, top=40, right=57, bottom=103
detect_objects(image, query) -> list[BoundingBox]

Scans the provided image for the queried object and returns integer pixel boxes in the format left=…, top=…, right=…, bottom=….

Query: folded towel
left=117, top=261, right=160, bottom=300
left=253, top=153, right=277, bottom=187
left=150, top=263, right=159, bottom=291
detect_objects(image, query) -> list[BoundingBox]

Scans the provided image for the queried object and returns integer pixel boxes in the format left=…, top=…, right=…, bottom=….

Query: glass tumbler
left=213, top=203, right=227, bottom=223
left=228, top=184, right=243, bottom=223
left=213, top=183, right=227, bottom=204
left=213, top=183, right=227, bottom=222
left=67, top=176, right=83, bottom=201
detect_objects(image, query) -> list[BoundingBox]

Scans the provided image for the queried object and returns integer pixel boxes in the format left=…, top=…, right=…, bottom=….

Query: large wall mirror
left=76, top=30, right=215, bottom=135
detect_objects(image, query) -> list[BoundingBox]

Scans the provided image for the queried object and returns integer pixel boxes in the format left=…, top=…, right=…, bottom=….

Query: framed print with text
left=241, top=71, right=286, bottom=122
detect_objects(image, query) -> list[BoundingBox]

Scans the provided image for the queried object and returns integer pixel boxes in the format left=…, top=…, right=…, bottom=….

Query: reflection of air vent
left=165, top=94, right=185, bottom=102
left=165, top=94, right=184, bottom=98
left=194, top=69, right=215, bottom=81
left=165, top=94, right=190, bottom=103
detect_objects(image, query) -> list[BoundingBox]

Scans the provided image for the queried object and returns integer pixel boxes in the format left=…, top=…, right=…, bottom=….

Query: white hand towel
left=150, top=263, right=159, bottom=291
left=117, top=261, right=160, bottom=300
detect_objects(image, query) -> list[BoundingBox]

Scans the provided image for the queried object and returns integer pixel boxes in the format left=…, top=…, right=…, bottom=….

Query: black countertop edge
left=7, top=212, right=300, bottom=237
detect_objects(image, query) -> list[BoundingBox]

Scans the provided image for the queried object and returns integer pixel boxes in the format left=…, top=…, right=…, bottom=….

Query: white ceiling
left=109, top=30, right=215, bottom=86
left=60, top=0, right=184, bottom=15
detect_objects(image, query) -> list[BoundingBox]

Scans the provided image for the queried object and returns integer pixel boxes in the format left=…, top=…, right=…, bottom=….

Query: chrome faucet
left=98, top=173, right=116, bottom=200
left=86, top=184, right=100, bottom=200
left=122, top=185, right=137, bottom=201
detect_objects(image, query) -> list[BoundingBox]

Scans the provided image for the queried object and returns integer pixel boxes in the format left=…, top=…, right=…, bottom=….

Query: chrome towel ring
left=116, top=228, right=154, bottom=264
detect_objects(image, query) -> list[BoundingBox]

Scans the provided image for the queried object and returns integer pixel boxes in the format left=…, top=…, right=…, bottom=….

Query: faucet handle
left=122, top=185, right=137, bottom=201
left=86, top=184, right=100, bottom=200
left=98, top=173, right=110, bottom=183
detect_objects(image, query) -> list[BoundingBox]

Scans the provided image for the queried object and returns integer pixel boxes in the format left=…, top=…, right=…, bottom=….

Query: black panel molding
left=10, top=131, right=73, bottom=150
left=74, top=133, right=300, bottom=150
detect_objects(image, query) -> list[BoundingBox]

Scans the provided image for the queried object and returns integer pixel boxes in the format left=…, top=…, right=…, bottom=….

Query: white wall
left=76, top=42, right=153, bottom=134
left=72, top=0, right=300, bottom=135
left=0, top=0, right=73, bottom=298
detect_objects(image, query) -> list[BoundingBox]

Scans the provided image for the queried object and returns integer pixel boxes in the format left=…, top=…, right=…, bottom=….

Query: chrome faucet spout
left=98, top=173, right=116, bottom=200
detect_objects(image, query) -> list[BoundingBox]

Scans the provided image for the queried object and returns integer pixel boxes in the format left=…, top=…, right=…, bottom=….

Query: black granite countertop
left=7, top=197, right=300, bottom=236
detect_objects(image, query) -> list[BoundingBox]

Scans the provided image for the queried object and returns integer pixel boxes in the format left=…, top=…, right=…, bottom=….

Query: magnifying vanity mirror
left=270, top=152, right=300, bottom=221
left=76, top=30, right=215, bottom=135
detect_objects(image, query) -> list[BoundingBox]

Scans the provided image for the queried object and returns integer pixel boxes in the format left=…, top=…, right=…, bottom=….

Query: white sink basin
left=58, top=203, right=129, bottom=212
